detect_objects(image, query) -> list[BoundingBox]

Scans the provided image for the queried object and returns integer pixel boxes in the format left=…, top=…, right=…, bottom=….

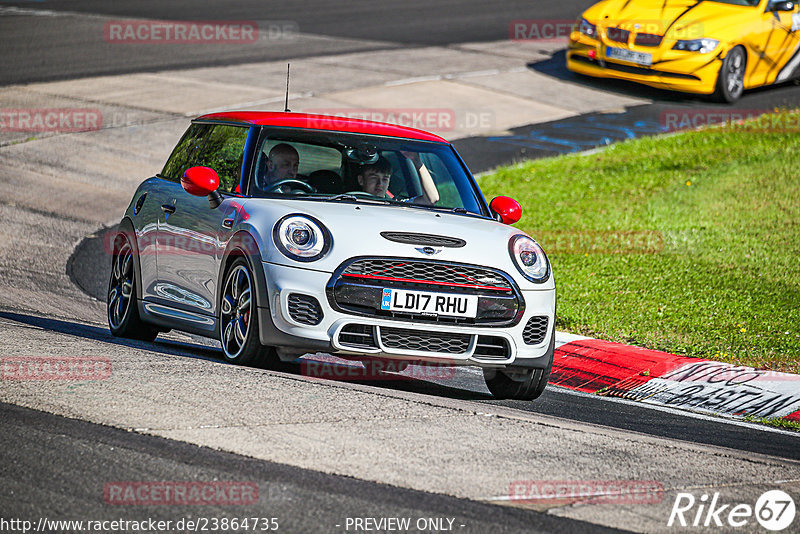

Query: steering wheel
left=266, top=179, right=314, bottom=193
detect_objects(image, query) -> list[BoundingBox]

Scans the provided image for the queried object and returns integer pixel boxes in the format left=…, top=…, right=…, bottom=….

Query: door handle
left=161, top=204, right=176, bottom=214
left=222, top=218, right=234, bottom=229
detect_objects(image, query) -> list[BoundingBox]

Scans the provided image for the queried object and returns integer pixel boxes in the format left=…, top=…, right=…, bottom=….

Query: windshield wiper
left=326, top=194, right=359, bottom=202
left=323, top=193, right=393, bottom=204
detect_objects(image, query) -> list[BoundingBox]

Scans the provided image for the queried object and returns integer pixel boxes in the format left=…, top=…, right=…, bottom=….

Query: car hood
left=583, top=0, right=754, bottom=41
left=235, top=198, right=553, bottom=291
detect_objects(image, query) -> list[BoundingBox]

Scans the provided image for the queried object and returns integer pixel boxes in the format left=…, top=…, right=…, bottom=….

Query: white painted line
left=384, top=75, right=443, bottom=86
left=555, top=330, right=592, bottom=345
left=446, top=69, right=500, bottom=79
left=184, top=92, right=313, bottom=117
left=0, top=6, right=63, bottom=17
left=481, top=478, right=800, bottom=502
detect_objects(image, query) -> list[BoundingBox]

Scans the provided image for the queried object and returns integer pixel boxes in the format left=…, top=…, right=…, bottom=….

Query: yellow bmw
left=567, top=0, right=800, bottom=102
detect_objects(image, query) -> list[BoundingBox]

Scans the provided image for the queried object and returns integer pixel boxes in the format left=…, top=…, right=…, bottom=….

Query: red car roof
left=195, top=111, right=448, bottom=143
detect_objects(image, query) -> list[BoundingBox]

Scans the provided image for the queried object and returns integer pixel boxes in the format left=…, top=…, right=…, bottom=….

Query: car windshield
left=249, top=128, right=486, bottom=216
left=705, top=0, right=759, bottom=5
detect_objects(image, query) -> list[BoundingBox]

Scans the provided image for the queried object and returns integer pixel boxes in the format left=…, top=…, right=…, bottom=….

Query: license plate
left=606, top=47, right=652, bottom=66
left=380, top=288, right=478, bottom=318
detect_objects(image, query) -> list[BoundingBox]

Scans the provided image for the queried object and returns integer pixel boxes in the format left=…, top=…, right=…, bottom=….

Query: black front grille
left=339, top=323, right=377, bottom=348
left=634, top=33, right=662, bottom=47
left=380, top=327, right=470, bottom=354
left=474, top=335, right=511, bottom=359
left=606, top=27, right=630, bottom=44
left=380, top=232, right=466, bottom=248
left=329, top=258, right=524, bottom=327
left=342, top=259, right=512, bottom=292
left=523, top=316, right=549, bottom=345
left=287, top=293, right=323, bottom=326
left=568, top=54, right=701, bottom=81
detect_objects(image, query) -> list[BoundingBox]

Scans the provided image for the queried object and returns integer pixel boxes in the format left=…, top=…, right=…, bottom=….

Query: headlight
left=509, top=235, right=549, bottom=283
left=578, top=18, right=597, bottom=38
left=672, top=38, right=719, bottom=53
left=273, top=214, right=331, bottom=262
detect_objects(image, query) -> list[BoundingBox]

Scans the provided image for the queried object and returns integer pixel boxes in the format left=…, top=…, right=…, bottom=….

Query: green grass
left=479, top=110, right=800, bottom=373
left=744, top=415, right=800, bottom=432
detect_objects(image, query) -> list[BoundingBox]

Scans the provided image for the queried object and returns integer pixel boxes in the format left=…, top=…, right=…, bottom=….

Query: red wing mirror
left=490, top=196, right=522, bottom=225
left=182, top=166, right=223, bottom=209
left=182, top=166, right=220, bottom=196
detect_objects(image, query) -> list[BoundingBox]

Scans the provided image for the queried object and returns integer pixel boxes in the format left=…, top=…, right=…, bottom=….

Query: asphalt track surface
left=456, top=77, right=800, bottom=172
left=0, top=0, right=596, bottom=85
left=1, top=402, right=619, bottom=534
left=66, top=241, right=800, bottom=461
left=3, top=1, right=800, bottom=531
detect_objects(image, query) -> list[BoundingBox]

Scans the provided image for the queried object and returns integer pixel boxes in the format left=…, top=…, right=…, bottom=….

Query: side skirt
left=138, top=300, right=218, bottom=339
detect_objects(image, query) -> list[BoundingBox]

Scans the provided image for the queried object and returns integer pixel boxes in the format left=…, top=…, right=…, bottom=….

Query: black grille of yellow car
left=523, top=316, right=549, bottom=345
left=634, top=33, right=662, bottom=47
left=287, top=293, right=323, bottom=325
left=606, top=27, right=630, bottom=44
left=569, top=54, right=701, bottom=81
left=327, top=257, right=525, bottom=327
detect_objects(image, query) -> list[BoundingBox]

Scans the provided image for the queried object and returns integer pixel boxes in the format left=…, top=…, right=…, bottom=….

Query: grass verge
left=479, top=110, right=800, bottom=373
left=743, top=415, right=800, bottom=432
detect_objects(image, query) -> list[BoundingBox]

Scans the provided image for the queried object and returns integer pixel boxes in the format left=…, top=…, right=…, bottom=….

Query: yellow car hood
left=583, top=0, right=755, bottom=41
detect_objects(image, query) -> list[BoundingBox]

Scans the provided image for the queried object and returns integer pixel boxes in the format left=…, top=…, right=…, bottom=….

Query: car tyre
left=483, top=334, right=554, bottom=400
left=107, top=232, right=159, bottom=342
left=219, top=257, right=273, bottom=366
left=713, top=46, right=745, bottom=103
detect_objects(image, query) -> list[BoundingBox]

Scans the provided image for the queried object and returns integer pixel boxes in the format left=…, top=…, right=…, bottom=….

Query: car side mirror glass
left=182, top=166, right=223, bottom=208
left=489, top=196, right=522, bottom=225
left=770, top=0, right=794, bottom=11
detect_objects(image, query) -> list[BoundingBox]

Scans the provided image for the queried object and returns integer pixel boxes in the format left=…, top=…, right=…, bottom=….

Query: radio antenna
left=284, top=63, right=291, bottom=112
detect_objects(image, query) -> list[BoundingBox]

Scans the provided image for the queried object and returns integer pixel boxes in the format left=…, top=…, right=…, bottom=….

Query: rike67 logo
left=668, top=490, right=795, bottom=531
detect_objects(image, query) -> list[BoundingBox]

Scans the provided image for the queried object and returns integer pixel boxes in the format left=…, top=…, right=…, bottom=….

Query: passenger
left=253, top=143, right=299, bottom=194
left=356, top=156, right=392, bottom=198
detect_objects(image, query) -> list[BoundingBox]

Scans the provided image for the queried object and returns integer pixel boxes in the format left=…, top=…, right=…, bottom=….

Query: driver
left=253, top=143, right=299, bottom=194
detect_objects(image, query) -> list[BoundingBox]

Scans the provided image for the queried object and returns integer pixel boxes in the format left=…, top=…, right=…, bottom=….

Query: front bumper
left=567, top=32, right=721, bottom=95
left=257, top=261, right=556, bottom=368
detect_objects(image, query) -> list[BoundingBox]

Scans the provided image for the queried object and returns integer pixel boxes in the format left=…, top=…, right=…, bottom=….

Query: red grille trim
left=341, top=273, right=512, bottom=292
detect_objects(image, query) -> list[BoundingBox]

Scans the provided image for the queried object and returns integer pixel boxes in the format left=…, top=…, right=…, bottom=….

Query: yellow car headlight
left=578, top=18, right=598, bottom=38
left=672, top=38, right=719, bottom=53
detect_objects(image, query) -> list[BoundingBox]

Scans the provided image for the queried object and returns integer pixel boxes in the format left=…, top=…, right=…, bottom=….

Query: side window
left=258, top=139, right=342, bottom=176
left=160, top=124, right=212, bottom=182
left=194, top=125, right=249, bottom=193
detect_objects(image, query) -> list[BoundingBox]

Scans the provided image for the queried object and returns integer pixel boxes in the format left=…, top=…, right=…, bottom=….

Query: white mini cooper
left=108, top=112, right=556, bottom=400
